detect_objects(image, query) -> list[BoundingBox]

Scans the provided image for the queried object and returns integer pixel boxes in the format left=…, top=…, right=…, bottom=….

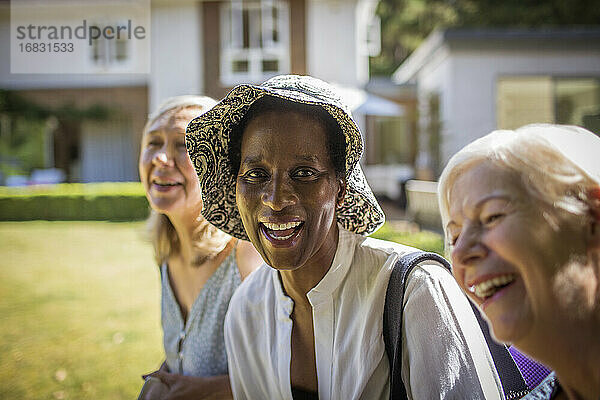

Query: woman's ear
left=336, top=177, right=347, bottom=207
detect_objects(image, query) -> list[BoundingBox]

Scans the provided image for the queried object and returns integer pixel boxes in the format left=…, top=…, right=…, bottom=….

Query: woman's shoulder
left=522, top=373, right=560, bottom=400
left=228, top=263, right=272, bottom=313
left=234, top=240, right=265, bottom=281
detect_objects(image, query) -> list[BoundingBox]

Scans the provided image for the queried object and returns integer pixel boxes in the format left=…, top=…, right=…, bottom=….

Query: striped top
left=161, top=248, right=241, bottom=376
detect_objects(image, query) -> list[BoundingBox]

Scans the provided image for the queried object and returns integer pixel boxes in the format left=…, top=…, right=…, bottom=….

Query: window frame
left=89, top=21, right=133, bottom=72
left=220, top=0, right=290, bottom=86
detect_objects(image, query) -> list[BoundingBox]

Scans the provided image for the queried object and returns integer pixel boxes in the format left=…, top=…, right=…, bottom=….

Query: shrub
left=0, top=182, right=150, bottom=221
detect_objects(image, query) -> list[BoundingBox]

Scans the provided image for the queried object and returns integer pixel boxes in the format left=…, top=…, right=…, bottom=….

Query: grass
left=0, top=220, right=444, bottom=399
left=371, top=222, right=445, bottom=255
left=0, top=221, right=163, bottom=400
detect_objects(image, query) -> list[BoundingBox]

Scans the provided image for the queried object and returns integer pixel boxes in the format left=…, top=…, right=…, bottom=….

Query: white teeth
left=273, top=232, right=295, bottom=240
left=263, top=221, right=302, bottom=231
left=470, top=274, right=516, bottom=299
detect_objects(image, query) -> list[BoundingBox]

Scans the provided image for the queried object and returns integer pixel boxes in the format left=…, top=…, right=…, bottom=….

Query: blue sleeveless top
left=161, top=248, right=241, bottom=376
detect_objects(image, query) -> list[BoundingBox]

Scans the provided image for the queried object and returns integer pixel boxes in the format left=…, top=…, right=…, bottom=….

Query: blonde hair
left=438, top=124, right=600, bottom=247
left=143, top=95, right=231, bottom=266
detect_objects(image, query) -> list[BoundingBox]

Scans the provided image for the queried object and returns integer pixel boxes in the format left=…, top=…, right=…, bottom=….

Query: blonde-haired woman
left=138, top=96, right=262, bottom=399
left=439, top=124, right=600, bottom=399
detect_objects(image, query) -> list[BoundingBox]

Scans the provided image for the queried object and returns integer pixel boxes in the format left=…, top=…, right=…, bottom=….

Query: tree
left=370, top=0, right=600, bottom=76
left=0, top=90, right=112, bottom=181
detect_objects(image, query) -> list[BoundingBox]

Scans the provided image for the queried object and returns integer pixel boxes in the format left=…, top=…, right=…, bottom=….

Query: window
left=369, top=116, right=412, bottom=165
left=497, top=77, right=600, bottom=134
left=90, top=23, right=130, bottom=69
left=220, top=0, right=290, bottom=85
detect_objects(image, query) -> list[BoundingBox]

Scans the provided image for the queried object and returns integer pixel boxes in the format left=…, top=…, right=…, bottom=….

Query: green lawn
left=0, top=220, right=444, bottom=400
left=0, top=221, right=163, bottom=400
left=371, top=222, right=445, bottom=255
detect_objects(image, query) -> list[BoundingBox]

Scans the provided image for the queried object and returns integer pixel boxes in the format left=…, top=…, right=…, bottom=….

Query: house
left=392, top=28, right=600, bottom=177
left=1, top=0, right=401, bottom=184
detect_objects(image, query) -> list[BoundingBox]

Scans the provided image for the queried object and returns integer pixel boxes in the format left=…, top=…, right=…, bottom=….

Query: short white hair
left=144, top=95, right=218, bottom=133
left=438, top=123, right=600, bottom=243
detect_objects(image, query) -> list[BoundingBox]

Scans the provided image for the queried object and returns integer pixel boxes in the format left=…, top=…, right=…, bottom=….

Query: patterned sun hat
left=186, top=74, right=385, bottom=240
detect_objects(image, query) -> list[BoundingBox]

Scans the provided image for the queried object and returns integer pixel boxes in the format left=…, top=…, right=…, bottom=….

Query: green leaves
left=370, top=0, right=600, bottom=77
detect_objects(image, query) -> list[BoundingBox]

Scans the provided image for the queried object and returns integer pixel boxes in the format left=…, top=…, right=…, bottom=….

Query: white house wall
left=306, top=0, right=372, bottom=87
left=414, top=45, right=452, bottom=168
left=0, top=2, right=148, bottom=89
left=440, top=49, right=600, bottom=164
left=149, top=3, right=203, bottom=111
left=81, top=119, right=137, bottom=182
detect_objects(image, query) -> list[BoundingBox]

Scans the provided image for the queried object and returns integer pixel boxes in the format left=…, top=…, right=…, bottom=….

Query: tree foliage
left=370, top=0, right=600, bottom=76
left=0, top=90, right=113, bottom=178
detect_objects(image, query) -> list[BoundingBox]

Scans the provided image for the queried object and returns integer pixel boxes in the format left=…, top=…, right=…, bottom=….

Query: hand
left=143, top=371, right=233, bottom=400
left=138, top=376, right=169, bottom=400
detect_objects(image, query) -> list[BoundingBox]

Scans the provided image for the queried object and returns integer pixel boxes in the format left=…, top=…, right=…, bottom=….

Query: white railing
left=405, top=179, right=441, bottom=231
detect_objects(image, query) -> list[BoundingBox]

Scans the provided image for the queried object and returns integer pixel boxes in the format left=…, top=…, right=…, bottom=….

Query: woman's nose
left=152, top=147, right=175, bottom=167
left=451, top=224, right=487, bottom=268
left=261, top=176, right=297, bottom=211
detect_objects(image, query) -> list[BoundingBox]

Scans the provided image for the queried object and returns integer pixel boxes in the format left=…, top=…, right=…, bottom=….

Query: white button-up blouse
left=224, top=226, right=504, bottom=400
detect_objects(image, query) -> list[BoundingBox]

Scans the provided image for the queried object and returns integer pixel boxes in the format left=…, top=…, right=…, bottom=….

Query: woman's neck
left=279, top=224, right=339, bottom=305
left=555, top=257, right=600, bottom=400
left=169, top=211, right=202, bottom=268
left=556, top=350, right=600, bottom=400
left=516, top=291, right=600, bottom=399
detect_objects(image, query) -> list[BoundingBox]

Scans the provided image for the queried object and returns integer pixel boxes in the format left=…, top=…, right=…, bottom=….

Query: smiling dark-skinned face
left=235, top=110, right=346, bottom=271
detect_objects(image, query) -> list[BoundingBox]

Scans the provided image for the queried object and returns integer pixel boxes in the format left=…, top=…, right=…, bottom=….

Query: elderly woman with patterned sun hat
left=185, top=75, right=505, bottom=400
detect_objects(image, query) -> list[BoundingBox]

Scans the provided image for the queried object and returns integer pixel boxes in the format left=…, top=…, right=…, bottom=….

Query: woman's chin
left=486, top=310, right=533, bottom=345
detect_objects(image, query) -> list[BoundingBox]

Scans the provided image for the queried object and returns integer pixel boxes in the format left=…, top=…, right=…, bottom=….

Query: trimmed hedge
left=0, top=182, right=150, bottom=221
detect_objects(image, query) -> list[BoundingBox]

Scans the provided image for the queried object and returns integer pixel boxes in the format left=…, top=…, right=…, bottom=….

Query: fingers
left=149, top=370, right=177, bottom=388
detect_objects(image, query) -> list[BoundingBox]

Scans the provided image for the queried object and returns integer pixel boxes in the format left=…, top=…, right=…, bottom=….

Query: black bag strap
left=383, top=251, right=529, bottom=400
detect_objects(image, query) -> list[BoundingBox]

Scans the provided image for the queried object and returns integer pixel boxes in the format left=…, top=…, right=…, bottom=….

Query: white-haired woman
left=439, top=124, right=600, bottom=399
left=138, top=96, right=263, bottom=400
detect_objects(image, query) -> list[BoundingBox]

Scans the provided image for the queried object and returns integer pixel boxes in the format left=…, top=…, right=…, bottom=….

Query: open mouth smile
left=260, top=221, right=304, bottom=245
left=469, top=273, right=517, bottom=301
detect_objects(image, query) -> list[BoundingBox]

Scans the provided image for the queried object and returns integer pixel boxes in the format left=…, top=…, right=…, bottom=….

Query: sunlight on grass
left=0, top=222, right=163, bottom=400
left=371, top=222, right=445, bottom=255
left=0, top=220, right=444, bottom=399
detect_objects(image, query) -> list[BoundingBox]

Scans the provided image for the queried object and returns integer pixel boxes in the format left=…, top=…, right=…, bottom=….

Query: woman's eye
left=293, top=168, right=317, bottom=179
left=483, top=213, right=504, bottom=226
left=241, top=169, right=268, bottom=181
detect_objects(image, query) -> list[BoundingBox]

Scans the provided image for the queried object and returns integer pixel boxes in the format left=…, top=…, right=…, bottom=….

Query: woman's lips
left=469, top=273, right=517, bottom=299
left=151, top=180, right=182, bottom=192
left=260, top=221, right=304, bottom=247
left=467, top=273, right=518, bottom=310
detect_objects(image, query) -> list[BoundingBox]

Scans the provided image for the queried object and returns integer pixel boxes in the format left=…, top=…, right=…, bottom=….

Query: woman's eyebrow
left=475, top=194, right=510, bottom=209
left=294, top=155, right=320, bottom=163
left=446, top=194, right=510, bottom=230
left=241, top=155, right=265, bottom=165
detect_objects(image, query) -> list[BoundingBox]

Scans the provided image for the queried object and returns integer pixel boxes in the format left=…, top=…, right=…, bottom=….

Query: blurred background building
left=1, top=0, right=403, bottom=185
left=393, top=28, right=600, bottom=177
left=1, top=0, right=599, bottom=211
